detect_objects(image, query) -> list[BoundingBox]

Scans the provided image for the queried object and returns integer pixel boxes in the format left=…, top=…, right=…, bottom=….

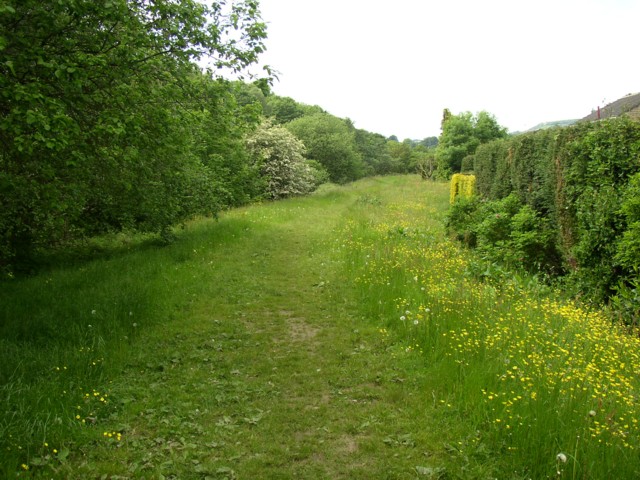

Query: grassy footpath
left=5, top=175, right=640, bottom=479
left=2, top=176, right=475, bottom=479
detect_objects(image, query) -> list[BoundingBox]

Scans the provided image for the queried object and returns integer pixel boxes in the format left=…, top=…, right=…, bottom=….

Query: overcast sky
left=251, top=0, right=640, bottom=140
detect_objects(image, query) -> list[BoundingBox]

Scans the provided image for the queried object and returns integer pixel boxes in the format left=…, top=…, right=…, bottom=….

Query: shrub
left=447, top=194, right=562, bottom=276
left=460, top=155, right=474, bottom=173
left=449, top=174, right=476, bottom=204
left=245, top=120, right=319, bottom=199
left=445, top=196, right=482, bottom=247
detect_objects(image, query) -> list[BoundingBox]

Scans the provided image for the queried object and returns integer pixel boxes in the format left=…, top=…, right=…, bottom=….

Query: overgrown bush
left=447, top=194, right=562, bottom=276
left=445, top=196, right=482, bottom=247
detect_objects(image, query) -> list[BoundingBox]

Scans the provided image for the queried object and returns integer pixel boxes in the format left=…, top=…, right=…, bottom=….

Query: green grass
left=2, top=175, right=640, bottom=478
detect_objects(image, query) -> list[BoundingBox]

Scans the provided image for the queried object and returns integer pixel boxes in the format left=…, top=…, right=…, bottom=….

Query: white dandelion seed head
left=400, top=316, right=406, bottom=321
left=589, top=410, right=596, bottom=417
left=413, top=320, right=419, bottom=325
left=556, top=453, right=567, bottom=463
left=91, top=310, right=96, bottom=315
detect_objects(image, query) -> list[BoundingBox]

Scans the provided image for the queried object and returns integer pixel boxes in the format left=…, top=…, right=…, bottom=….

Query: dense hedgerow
left=446, top=194, right=562, bottom=275
left=449, top=117, right=640, bottom=308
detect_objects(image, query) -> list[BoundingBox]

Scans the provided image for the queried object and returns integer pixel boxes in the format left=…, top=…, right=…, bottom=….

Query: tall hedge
left=470, top=117, right=640, bottom=303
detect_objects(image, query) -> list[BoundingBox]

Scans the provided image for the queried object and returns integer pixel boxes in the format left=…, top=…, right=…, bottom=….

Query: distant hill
left=581, top=92, right=640, bottom=122
left=525, top=119, right=579, bottom=132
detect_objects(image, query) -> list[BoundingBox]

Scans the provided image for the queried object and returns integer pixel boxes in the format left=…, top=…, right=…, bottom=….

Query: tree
left=435, top=112, right=478, bottom=177
left=414, top=148, right=437, bottom=180
left=420, top=136, right=439, bottom=148
left=286, top=113, right=365, bottom=183
left=474, top=111, right=508, bottom=143
left=233, top=81, right=268, bottom=114
left=354, top=129, right=392, bottom=175
left=266, top=96, right=306, bottom=124
left=386, top=140, right=413, bottom=173
left=435, top=110, right=507, bottom=178
left=245, top=120, right=323, bottom=199
left=0, top=0, right=267, bottom=269
left=266, top=95, right=325, bottom=124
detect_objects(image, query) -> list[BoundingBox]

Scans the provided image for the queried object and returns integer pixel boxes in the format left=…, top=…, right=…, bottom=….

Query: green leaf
left=57, top=447, right=70, bottom=461
left=4, top=59, right=13, bottom=75
left=30, top=457, right=46, bottom=466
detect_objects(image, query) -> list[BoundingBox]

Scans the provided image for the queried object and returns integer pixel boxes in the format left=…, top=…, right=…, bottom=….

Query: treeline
left=447, top=116, right=640, bottom=316
left=239, top=86, right=439, bottom=183
left=0, top=0, right=436, bottom=274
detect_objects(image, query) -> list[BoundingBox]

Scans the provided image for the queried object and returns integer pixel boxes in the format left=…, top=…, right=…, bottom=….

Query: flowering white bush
left=245, top=120, right=326, bottom=199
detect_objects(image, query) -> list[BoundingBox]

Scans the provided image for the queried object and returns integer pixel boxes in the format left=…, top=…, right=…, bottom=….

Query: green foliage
left=616, top=172, right=640, bottom=272
left=559, top=119, right=640, bottom=301
left=447, top=194, right=562, bottom=275
left=474, top=111, right=508, bottom=143
left=354, top=129, right=393, bottom=175
left=266, top=96, right=324, bottom=124
left=386, top=140, right=413, bottom=173
left=413, top=148, right=437, bottom=180
left=449, top=174, right=476, bottom=204
left=609, top=276, right=640, bottom=327
left=465, top=117, right=640, bottom=305
left=304, top=159, right=331, bottom=188
left=460, top=155, right=474, bottom=173
left=480, top=197, right=560, bottom=273
left=232, top=81, right=268, bottom=114
left=0, top=0, right=268, bottom=271
left=419, top=136, right=439, bottom=148
left=435, top=110, right=506, bottom=177
left=472, top=139, right=508, bottom=198
left=285, top=113, right=365, bottom=183
left=445, top=196, right=482, bottom=247
left=245, top=119, right=320, bottom=199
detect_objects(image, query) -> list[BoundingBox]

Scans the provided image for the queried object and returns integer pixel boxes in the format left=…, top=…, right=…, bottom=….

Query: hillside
left=525, top=118, right=578, bottom=132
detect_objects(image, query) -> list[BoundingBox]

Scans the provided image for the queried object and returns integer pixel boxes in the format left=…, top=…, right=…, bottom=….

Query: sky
left=248, top=0, right=640, bottom=140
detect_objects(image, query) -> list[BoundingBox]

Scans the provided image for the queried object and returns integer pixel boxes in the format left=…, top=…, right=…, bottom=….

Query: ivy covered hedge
left=448, top=117, right=640, bottom=309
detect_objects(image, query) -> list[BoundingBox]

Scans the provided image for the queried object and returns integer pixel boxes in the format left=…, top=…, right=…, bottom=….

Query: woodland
left=0, top=0, right=439, bottom=275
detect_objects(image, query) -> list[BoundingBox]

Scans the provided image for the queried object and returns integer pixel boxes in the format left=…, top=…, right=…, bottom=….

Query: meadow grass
left=2, top=175, right=639, bottom=478
left=341, top=178, right=640, bottom=478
